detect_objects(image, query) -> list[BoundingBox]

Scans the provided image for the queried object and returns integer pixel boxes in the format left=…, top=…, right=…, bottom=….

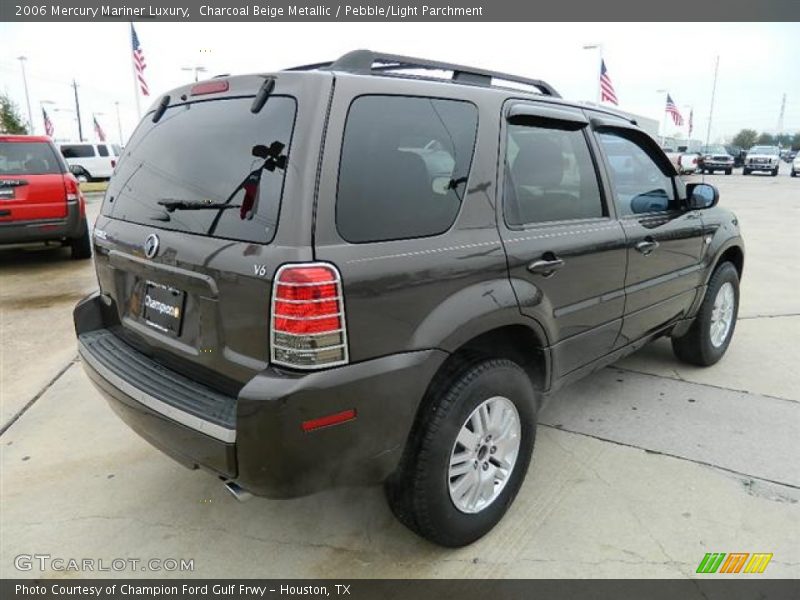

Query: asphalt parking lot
left=1, top=171, right=798, bottom=579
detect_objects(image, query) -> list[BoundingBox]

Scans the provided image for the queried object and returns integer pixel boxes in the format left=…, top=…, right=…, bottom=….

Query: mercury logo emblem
left=144, top=234, right=160, bottom=259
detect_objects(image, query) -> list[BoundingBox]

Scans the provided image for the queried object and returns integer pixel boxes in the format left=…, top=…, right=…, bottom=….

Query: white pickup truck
left=662, top=148, right=699, bottom=175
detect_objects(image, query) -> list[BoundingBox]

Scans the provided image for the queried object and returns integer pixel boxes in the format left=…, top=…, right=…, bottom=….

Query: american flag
left=42, top=107, right=54, bottom=137
left=94, top=116, right=106, bottom=142
left=666, top=94, right=684, bottom=126
left=600, top=60, right=618, bottom=105
left=131, top=24, right=150, bottom=96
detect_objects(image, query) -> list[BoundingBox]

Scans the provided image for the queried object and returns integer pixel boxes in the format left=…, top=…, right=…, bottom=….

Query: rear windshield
left=103, top=96, right=296, bottom=244
left=0, top=142, right=63, bottom=175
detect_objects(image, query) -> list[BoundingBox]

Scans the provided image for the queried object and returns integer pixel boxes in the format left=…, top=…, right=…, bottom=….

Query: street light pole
left=17, top=56, right=35, bottom=134
left=114, top=101, right=124, bottom=146
left=582, top=44, right=603, bottom=104
left=656, top=89, right=669, bottom=146
left=181, top=66, right=207, bottom=82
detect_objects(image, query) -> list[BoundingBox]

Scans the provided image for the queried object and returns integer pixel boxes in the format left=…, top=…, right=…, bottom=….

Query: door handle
left=635, top=238, right=659, bottom=255
left=527, top=256, right=565, bottom=277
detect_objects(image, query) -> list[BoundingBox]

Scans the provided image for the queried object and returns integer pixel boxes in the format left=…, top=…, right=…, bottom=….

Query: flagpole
left=130, top=23, right=142, bottom=118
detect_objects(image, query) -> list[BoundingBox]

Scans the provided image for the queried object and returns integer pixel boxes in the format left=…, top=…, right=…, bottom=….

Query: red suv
left=0, top=135, right=91, bottom=259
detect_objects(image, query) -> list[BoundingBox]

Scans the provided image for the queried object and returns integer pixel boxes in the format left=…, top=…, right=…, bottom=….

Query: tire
left=671, top=262, right=739, bottom=366
left=772, top=167, right=779, bottom=177
left=725, top=168, right=732, bottom=175
left=385, top=358, right=537, bottom=547
left=792, top=170, right=797, bottom=178
left=742, top=168, right=749, bottom=175
left=70, top=219, right=92, bottom=260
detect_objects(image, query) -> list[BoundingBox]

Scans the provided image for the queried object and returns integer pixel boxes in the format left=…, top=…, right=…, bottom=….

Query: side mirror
left=68, top=165, right=82, bottom=176
left=686, top=182, right=719, bottom=209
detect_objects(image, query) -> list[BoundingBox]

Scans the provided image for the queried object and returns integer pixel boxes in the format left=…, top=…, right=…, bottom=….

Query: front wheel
left=742, top=168, right=749, bottom=175
left=725, top=168, right=732, bottom=175
left=772, top=167, right=779, bottom=176
left=385, top=359, right=537, bottom=547
left=672, top=262, right=739, bottom=366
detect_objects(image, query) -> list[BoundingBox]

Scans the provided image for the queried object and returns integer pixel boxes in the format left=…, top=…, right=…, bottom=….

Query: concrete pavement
left=1, top=175, right=798, bottom=578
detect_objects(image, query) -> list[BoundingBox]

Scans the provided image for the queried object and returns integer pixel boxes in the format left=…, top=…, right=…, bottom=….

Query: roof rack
left=285, top=49, right=560, bottom=98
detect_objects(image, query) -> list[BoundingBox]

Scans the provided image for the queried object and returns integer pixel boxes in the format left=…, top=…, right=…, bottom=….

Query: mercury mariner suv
left=74, top=50, right=745, bottom=547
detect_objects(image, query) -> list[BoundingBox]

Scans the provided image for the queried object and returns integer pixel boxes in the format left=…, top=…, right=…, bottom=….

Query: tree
left=732, top=128, right=757, bottom=149
left=0, top=93, right=29, bottom=134
left=792, top=133, right=800, bottom=151
left=756, top=132, right=775, bottom=145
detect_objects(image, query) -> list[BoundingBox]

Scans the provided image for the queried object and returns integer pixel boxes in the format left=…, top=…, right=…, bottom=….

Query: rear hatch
left=0, top=139, right=68, bottom=221
left=92, top=73, right=333, bottom=393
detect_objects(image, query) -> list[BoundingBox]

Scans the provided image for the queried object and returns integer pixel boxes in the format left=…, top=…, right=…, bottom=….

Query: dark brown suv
left=74, top=50, right=745, bottom=547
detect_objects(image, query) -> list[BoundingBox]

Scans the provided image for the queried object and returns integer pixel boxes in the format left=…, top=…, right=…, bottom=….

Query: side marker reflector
left=301, top=409, right=356, bottom=432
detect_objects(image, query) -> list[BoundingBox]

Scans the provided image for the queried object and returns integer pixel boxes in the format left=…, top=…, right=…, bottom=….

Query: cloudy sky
left=1, top=21, right=798, bottom=144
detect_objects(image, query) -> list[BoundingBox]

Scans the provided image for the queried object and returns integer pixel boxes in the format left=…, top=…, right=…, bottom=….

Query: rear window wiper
left=157, top=199, right=241, bottom=212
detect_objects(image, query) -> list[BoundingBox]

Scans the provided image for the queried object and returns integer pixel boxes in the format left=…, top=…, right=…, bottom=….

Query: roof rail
left=285, top=49, right=561, bottom=98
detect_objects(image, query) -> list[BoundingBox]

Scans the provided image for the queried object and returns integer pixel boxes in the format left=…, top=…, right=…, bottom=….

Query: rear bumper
left=0, top=199, right=84, bottom=244
left=74, top=293, right=447, bottom=498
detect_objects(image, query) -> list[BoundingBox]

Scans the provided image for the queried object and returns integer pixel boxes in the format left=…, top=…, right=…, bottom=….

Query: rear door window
left=0, top=142, right=63, bottom=175
left=103, top=96, right=297, bottom=244
left=336, top=95, right=478, bottom=243
left=60, top=145, right=95, bottom=158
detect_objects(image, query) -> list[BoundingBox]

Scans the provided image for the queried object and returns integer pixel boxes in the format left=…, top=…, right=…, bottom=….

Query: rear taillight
left=64, top=175, right=85, bottom=216
left=270, top=263, right=348, bottom=369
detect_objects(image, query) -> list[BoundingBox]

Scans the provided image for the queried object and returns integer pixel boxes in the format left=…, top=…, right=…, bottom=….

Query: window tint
left=103, top=96, right=296, bottom=245
left=60, top=145, right=95, bottom=159
left=97, top=145, right=109, bottom=157
left=597, top=131, right=676, bottom=216
left=504, top=124, right=604, bottom=225
left=0, top=142, right=62, bottom=175
left=337, top=95, right=478, bottom=243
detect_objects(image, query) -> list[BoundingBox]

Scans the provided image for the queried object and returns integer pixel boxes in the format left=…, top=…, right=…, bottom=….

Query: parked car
left=0, top=135, right=91, bottom=258
left=73, top=50, right=745, bottom=547
left=743, top=145, right=781, bottom=176
left=57, top=141, right=122, bottom=181
left=698, top=145, right=734, bottom=174
left=791, top=154, right=800, bottom=177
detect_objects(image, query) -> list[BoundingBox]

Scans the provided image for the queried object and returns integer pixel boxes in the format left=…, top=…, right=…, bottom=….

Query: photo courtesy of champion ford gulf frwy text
left=0, top=2, right=798, bottom=598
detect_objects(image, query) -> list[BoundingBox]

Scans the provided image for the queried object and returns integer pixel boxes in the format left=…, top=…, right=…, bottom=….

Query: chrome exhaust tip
left=224, top=480, right=253, bottom=502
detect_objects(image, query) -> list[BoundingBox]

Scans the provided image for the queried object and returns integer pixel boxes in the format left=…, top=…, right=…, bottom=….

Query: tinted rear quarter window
left=97, top=145, right=109, bottom=157
left=336, top=95, right=478, bottom=243
left=103, top=96, right=296, bottom=245
left=60, top=145, right=95, bottom=158
left=0, top=142, right=63, bottom=175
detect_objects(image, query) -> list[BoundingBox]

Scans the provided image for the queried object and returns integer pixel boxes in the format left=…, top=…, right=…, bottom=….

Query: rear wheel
left=70, top=219, right=92, bottom=260
left=672, top=262, right=739, bottom=366
left=385, top=358, right=537, bottom=547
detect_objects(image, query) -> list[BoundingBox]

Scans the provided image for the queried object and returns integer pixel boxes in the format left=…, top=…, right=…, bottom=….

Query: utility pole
left=17, top=56, right=34, bottom=134
left=72, top=79, right=84, bottom=142
left=114, top=101, right=124, bottom=146
left=704, top=56, right=720, bottom=149
left=776, top=93, right=786, bottom=138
